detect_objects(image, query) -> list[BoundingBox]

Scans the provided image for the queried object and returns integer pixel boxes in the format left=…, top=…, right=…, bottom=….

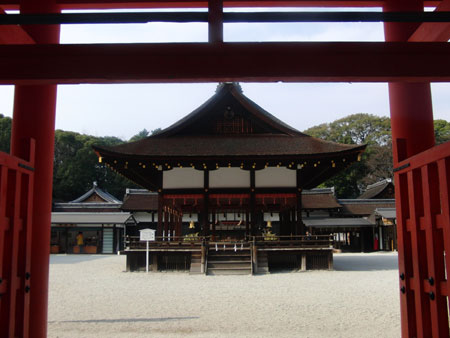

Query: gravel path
left=48, top=252, right=400, bottom=338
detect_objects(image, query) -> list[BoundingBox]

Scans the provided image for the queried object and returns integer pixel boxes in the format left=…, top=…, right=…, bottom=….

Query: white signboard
left=140, top=228, right=156, bottom=241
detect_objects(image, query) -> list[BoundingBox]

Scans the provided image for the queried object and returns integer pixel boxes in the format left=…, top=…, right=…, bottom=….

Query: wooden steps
left=189, top=251, right=203, bottom=275
left=256, top=251, right=269, bottom=274
left=207, top=244, right=252, bottom=275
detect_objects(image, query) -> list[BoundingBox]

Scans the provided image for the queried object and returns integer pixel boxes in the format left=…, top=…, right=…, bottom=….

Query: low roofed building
left=358, top=178, right=394, bottom=199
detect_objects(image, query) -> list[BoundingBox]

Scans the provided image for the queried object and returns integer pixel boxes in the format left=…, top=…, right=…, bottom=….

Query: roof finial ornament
left=93, top=181, right=98, bottom=187
left=215, top=82, right=243, bottom=93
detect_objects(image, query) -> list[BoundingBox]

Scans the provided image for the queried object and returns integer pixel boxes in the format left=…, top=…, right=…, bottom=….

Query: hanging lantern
left=267, top=220, right=272, bottom=228
left=189, top=220, right=195, bottom=229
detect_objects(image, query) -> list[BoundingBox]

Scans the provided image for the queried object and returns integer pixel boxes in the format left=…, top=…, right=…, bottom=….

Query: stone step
left=208, top=259, right=251, bottom=264
left=207, top=268, right=251, bottom=275
left=208, top=262, right=251, bottom=269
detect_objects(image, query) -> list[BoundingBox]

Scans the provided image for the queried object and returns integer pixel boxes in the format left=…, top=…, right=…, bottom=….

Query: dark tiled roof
left=339, top=199, right=396, bottom=216
left=97, top=134, right=364, bottom=158
left=94, top=83, right=365, bottom=159
left=302, top=189, right=341, bottom=209
left=358, top=179, right=394, bottom=199
left=155, top=82, right=301, bottom=137
left=70, top=182, right=121, bottom=203
left=304, top=217, right=374, bottom=228
left=53, top=203, right=122, bottom=213
left=121, top=192, right=158, bottom=211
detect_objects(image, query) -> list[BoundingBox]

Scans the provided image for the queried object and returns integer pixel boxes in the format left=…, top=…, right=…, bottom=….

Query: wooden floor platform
left=122, top=235, right=333, bottom=274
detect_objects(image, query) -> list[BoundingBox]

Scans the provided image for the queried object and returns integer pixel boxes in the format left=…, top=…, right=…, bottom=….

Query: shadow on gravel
left=50, top=254, right=116, bottom=265
left=334, top=253, right=398, bottom=272
left=49, top=317, right=199, bottom=324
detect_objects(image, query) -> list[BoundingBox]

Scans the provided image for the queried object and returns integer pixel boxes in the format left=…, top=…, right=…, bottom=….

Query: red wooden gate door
left=0, top=140, right=35, bottom=338
left=395, top=141, right=450, bottom=337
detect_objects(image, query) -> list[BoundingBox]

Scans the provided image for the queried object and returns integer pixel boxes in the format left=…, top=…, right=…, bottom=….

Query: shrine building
left=93, top=83, right=366, bottom=274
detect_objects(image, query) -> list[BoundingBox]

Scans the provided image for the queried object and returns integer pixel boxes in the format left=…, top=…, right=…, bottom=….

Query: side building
left=51, top=182, right=135, bottom=254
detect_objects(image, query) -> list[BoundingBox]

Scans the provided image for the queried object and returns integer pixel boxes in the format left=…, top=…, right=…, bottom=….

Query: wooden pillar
left=208, top=0, right=223, bottom=43
left=151, top=254, right=158, bottom=272
left=384, top=5, right=436, bottom=332
left=296, top=170, right=305, bottom=235
left=211, top=212, right=216, bottom=241
left=157, top=193, right=163, bottom=237
left=384, top=1, right=434, bottom=165
left=245, top=210, right=250, bottom=239
left=164, top=210, right=169, bottom=239
left=250, top=169, right=256, bottom=236
left=176, top=213, right=182, bottom=238
left=301, top=254, right=307, bottom=271
left=201, top=241, right=206, bottom=274
left=10, top=2, right=60, bottom=337
left=203, top=170, right=209, bottom=237
left=328, top=251, right=333, bottom=270
left=252, top=239, right=258, bottom=273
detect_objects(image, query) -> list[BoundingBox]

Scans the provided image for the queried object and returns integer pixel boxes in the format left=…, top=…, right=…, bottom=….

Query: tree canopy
left=303, top=114, right=393, bottom=198
left=52, top=130, right=137, bottom=201
left=0, top=114, right=12, bottom=153
left=304, top=114, right=450, bottom=198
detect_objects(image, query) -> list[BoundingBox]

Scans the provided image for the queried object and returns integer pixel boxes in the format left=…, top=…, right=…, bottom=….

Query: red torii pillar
left=383, top=0, right=435, bottom=164
left=384, top=1, right=436, bottom=337
left=10, top=1, right=60, bottom=338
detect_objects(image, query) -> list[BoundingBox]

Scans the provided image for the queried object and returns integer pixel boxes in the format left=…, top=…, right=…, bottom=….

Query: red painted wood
left=0, top=0, right=413, bottom=10
left=409, top=0, right=450, bottom=42
left=0, top=9, right=36, bottom=44
left=1, top=42, right=450, bottom=84
left=396, top=172, right=416, bottom=337
left=421, top=164, right=449, bottom=337
left=384, top=0, right=435, bottom=165
left=394, top=141, right=450, bottom=337
left=0, top=140, right=35, bottom=338
left=0, top=0, right=444, bottom=10
left=208, top=0, right=223, bottom=43
left=9, top=2, right=60, bottom=338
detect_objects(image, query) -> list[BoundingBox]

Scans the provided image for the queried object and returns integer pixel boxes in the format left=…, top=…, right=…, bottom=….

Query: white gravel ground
left=48, top=252, right=400, bottom=338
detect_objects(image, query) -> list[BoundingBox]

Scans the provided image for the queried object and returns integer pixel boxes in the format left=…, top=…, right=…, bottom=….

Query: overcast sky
left=0, top=8, right=448, bottom=140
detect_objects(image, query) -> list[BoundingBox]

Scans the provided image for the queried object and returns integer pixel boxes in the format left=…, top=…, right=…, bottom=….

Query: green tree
left=304, top=114, right=392, bottom=198
left=52, top=130, right=137, bottom=202
left=129, top=128, right=150, bottom=142
left=0, top=114, right=12, bottom=153
left=434, top=119, right=450, bottom=145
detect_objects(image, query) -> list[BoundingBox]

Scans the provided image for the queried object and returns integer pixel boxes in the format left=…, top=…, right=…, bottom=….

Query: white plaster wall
left=255, top=167, right=296, bottom=188
left=182, top=213, right=198, bottom=222
left=133, top=212, right=153, bottom=223
left=163, top=168, right=204, bottom=189
left=209, top=168, right=250, bottom=188
left=263, top=212, right=280, bottom=221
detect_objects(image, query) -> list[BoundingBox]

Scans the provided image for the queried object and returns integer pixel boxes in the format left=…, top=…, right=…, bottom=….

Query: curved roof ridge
left=70, top=181, right=121, bottom=203
left=366, top=178, right=392, bottom=190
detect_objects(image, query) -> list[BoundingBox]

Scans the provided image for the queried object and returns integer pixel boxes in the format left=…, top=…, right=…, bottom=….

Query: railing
left=124, top=235, right=208, bottom=250
left=124, top=234, right=333, bottom=250
left=252, top=234, right=334, bottom=249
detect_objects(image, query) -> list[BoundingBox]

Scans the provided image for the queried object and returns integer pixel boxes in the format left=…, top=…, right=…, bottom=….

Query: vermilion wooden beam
left=409, top=0, right=450, bottom=41
left=0, top=0, right=444, bottom=10
left=0, top=8, right=35, bottom=44
left=0, top=42, right=449, bottom=84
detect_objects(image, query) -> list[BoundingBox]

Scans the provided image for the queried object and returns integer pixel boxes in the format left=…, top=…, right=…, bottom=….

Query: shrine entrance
left=209, top=209, right=249, bottom=241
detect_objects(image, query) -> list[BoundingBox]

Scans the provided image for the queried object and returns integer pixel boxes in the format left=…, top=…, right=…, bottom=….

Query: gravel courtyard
left=48, top=252, right=400, bottom=338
